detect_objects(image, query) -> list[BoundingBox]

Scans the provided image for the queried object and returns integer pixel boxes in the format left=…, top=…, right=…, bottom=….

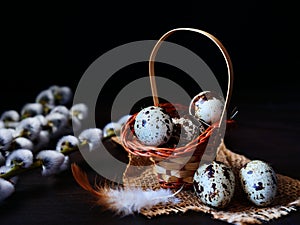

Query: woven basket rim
left=120, top=102, right=235, bottom=159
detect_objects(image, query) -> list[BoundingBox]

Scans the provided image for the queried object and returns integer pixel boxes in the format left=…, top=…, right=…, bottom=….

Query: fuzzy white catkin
left=106, top=188, right=180, bottom=216
left=0, top=110, right=20, bottom=122
left=0, top=128, right=14, bottom=151
left=55, top=86, right=73, bottom=105
left=0, top=178, right=15, bottom=201
left=34, top=115, right=48, bottom=127
left=15, top=117, right=42, bottom=141
left=6, top=149, right=34, bottom=168
left=71, top=117, right=82, bottom=132
left=0, top=120, right=4, bottom=129
left=34, top=130, right=51, bottom=152
left=70, top=103, right=88, bottom=120
left=5, top=121, right=19, bottom=129
left=48, top=85, right=60, bottom=92
left=12, top=137, right=34, bottom=151
left=103, top=122, right=122, bottom=138
left=78, top=128, right=103, bottom=151
left=36, top=89, right=55, bottom=106
left=56, top=135, right=79, bottom=152
left=50, top=106, right=70, bottom=118
left=45, top=113, right=69, bottom=138
left=21, top=103, right=43, bottom=117
left=58, top=156, right=70, bottom=172
left=36, top=150, right=65, bottom=176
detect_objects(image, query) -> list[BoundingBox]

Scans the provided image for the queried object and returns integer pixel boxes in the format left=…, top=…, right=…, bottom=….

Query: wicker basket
left=121, top=28, right=234, bottom=190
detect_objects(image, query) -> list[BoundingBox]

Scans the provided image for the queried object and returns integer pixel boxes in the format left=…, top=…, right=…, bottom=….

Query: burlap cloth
left=113, top=137, right=300, bottom=225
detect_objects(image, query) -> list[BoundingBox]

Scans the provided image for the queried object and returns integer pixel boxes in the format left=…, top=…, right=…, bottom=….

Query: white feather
left=105, top=187, right=181, bottom=216
left=71, top=164, right=181, bottom=217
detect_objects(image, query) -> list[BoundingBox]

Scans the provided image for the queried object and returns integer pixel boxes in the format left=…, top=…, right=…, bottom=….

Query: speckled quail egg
left=193, top=161, right=235, bottom=208
left=172, top=114, right=205, bottom=146
left=189, top=91, right=224, bottom=125
left=134, top=106, right=173, bottom=146
left=240, top=160, right=277, bottom=206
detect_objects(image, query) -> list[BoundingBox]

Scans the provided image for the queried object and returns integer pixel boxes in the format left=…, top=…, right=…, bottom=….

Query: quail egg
left=193, top=161, right=235, bottom=208
left=240, top=160, right=277, bottom=206
left=189, top=91, right=224, bottom=125
left=172, top=114, right=205, bottom=146
left=134, top=106, right=173, bottom=146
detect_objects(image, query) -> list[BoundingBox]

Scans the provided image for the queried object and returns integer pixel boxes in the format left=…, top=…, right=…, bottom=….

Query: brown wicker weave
left=120, top=28, right=234, bottom=189
left=121, top=104, right=235, bottom=189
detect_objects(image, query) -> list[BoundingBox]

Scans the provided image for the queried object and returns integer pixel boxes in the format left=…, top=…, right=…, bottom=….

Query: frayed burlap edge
left=112, top=137, right=300, bottom=225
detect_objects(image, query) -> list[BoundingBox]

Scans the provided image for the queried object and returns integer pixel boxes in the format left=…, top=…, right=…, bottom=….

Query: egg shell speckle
left=172, top=114, right=205, bottom=146
left=193, top=161, right=235, bottom=208
left=240, top=160, right=277, bottom=206
left=134, top=106, right=173, bottom=146
left=189, top=91, right=224, bottom=125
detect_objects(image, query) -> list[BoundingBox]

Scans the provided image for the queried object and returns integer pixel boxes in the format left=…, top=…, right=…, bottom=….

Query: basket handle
left=149, top=28, right=234, bottom=127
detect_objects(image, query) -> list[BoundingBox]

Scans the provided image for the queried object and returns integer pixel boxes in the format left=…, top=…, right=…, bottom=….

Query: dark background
left=1, top=1, right=299, bottom=111
left=1, top=1, right=299, bottom=224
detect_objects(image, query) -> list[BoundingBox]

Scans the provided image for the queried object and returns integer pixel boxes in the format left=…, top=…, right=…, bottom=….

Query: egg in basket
left=120, top=28, right=235, bottom=190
